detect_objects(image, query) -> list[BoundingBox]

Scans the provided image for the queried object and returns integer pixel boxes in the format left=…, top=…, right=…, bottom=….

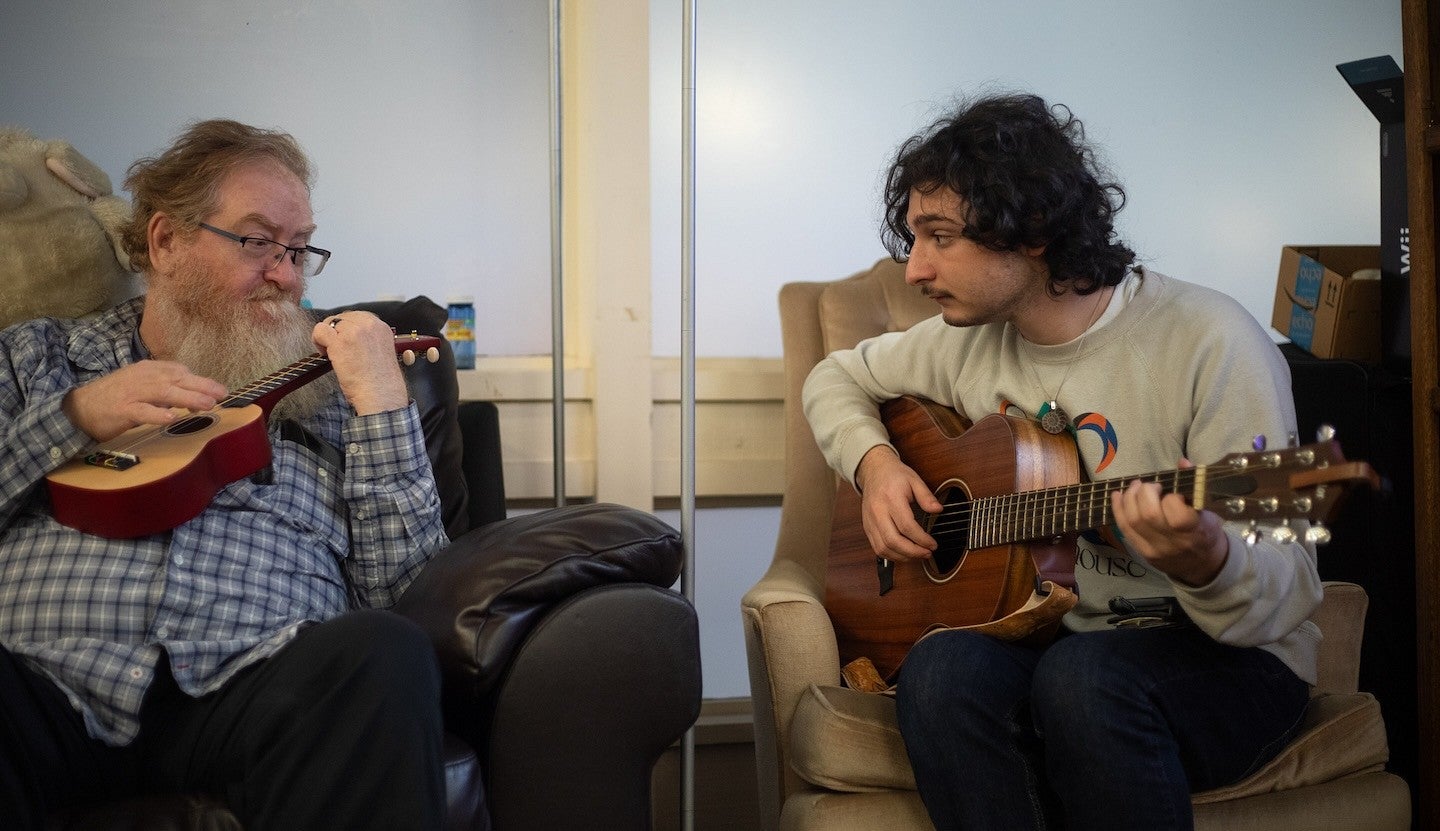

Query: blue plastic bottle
left=445, top=296, right=476, bottom=370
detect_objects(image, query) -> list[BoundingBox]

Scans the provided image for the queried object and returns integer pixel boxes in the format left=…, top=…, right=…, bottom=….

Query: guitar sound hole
left=926, top=486, right=970, bottom=575
left=166, top=414, right=217, bottom=436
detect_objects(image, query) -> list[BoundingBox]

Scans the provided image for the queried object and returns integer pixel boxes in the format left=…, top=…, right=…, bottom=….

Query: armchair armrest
left=392, top=502, right=685, bottom=736
left=392, top=502, right=698, bottom=831
left=742, top=558, right=844, bottom=823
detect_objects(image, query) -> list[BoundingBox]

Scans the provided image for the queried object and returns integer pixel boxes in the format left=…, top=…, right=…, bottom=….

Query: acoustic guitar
left=825, top=395, right=1377, bottom=681
left=45, top=333, right=442, bottom=539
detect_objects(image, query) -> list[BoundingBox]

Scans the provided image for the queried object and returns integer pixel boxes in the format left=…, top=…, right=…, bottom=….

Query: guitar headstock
left=1202, top=430, right=1378, bottom=544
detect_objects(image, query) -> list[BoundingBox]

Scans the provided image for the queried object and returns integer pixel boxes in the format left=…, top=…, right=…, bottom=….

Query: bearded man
left=0, top=120, right=450, bottom=830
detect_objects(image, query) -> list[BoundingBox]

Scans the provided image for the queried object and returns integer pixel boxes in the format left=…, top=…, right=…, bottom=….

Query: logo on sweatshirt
left=1074, top=411, right=1118, bottom=473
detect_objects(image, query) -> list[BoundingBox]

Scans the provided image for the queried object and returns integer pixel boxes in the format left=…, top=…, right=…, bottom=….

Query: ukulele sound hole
left=166, top=414, right=217, bottom=436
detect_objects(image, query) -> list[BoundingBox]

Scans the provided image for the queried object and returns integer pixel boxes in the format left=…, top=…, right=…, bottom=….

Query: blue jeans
left=895, top=626, right=1310, bottom=831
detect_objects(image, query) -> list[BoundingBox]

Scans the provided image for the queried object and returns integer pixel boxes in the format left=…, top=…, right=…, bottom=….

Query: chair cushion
left=789, top=685, right=1390, bottom=801
left=788, top=684, right=916, bottom=792
left=1191, top=691, right=1391, bottom=802
left=443, top=732, right=490, bottom=831
left=392, top=503, right=683, bottom=703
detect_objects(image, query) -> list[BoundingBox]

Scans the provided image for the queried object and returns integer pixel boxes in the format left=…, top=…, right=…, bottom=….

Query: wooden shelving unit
left=1402, top=1, right=1439, bottom=828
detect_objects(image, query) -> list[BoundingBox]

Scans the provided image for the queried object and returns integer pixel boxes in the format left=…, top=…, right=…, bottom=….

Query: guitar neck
left=966, top=466, right=1204, bottom=548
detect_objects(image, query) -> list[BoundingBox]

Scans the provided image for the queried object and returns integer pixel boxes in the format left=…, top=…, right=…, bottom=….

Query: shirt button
left=129, top=668, right=143, bottom=679
left=49, top=447, right=63, bottom=461
left=172, top=554, right=184, bottom=566
left=157, top=627, right=170, bottom=638
left=347, top=442, right=360, bottom=454
left=318, top=468, right=328, bottom=479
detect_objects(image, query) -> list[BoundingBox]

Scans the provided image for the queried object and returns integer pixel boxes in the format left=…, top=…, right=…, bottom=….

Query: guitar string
left=921, top=462, right=1275, bottom=546
left=926, top=467, right=1210, bottom=537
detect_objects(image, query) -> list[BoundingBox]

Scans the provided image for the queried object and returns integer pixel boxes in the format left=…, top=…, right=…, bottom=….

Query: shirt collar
left=66, top=296, right=148, bottom=372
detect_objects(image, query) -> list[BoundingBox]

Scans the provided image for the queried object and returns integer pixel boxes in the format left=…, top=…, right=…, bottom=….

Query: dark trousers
left=1, top=610, right=446, bottom=831
left=895, top=626, right=1310, bottom=831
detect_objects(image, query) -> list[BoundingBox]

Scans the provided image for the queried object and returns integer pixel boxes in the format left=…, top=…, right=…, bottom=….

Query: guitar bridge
left=82, top=450, right=140, bottom=471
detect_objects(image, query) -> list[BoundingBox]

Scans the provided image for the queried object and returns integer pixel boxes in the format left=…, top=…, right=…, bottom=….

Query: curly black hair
left=881, top=93, right=1136, bottom=295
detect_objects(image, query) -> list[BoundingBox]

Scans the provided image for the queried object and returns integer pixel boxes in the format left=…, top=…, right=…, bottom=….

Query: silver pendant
left=1039, top=402, right=1070, bottom=435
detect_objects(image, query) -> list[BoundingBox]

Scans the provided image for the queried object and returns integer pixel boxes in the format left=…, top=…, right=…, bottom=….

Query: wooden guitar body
left=825, top=399, right=1081, bottom=679
left=823, top=395, right=1373, bottom=681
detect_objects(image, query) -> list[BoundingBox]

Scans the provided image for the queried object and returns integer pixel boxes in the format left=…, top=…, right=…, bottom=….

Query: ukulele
left=825, top=395, right=1378, bottom=681
left=45, top=333, right=442, bottom=539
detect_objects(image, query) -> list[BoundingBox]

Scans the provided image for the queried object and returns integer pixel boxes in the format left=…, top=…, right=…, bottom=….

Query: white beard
left=144, top=259, right=339, bottom=422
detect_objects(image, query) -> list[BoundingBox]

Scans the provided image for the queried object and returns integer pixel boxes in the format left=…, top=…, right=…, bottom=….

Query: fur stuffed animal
left=0, top=127, right=134, bottom=329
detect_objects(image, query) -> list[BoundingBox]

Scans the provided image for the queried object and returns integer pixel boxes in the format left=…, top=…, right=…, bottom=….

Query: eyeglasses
left=197, top=222, right=331, bottom=278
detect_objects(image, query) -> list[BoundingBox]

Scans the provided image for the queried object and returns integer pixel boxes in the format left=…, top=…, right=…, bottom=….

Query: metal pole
left=548, top=0, right=566, bottom=507
left=680, top=0, right=698, bottom=829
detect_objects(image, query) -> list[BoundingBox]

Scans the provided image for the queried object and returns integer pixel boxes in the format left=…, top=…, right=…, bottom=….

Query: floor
left=652, top=698, right=760, bottom=831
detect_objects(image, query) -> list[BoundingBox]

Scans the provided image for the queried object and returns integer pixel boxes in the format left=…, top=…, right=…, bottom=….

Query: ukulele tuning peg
left=1316, top=424, right=1336, bottom=443
left=1244, top=521, right=1261, bottom=547
left=1287, top=431, right=1299, bottom=448
left=426, top=346, right=440, bottom=363
left=401, top=349, right=417, bottom=366
left=1305, top=524, right=1333, bottom=545
left=1270, top=521, right=1298, bottom=545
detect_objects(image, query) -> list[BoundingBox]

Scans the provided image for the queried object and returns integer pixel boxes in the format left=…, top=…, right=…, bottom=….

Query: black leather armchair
left=46, top=296, right=703, bottom=831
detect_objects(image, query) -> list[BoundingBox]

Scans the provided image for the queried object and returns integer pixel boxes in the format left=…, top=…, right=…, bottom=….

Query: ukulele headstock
left=392, top=331, right=443, bottom=366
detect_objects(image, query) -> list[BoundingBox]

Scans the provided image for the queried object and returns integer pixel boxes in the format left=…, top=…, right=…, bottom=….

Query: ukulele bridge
left=82, top=450, right=140, bottom=471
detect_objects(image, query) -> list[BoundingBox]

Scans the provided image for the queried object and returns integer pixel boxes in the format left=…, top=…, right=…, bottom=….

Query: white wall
left=0, top=1, right=1406, bottom=700
left=0, top=0, right=555, bottom=354
left=651, top=0, right=1404, bottom=357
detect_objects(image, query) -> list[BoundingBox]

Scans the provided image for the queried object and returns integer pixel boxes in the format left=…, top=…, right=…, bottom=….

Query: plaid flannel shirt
left=0, top=298, right=448, bottom=745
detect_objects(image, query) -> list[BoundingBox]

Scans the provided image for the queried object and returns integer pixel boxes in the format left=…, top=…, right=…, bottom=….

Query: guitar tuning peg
left=1287, top=431, right=1298, bottom=448
left=1305, top=524, right=1333, bottom=545
left=1252, top=434, right=1267, bottom=451
left=1270, top=521, right=1298, bottom=545
left=1315, top=424, right=1336, bottom=442
left=1244, top=521, right=1261, bottom=547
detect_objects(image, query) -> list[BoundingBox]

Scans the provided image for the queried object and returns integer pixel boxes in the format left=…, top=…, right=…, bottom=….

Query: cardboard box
left=1271, top=245, right=1381, bottom=362
left=1337, top=56, right=1409, bottom=368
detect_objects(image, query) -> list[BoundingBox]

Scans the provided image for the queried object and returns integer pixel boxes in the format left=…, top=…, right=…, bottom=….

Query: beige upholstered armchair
left=741, top=257, right=1412, bottom=831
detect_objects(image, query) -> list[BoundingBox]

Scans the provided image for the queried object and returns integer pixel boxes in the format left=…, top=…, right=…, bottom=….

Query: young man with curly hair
left=803, top=93, right=1320, bottom=830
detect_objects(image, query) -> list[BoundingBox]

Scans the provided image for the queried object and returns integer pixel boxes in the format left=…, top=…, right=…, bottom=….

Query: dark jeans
left=1, top=609, right=446, bottom=831
left=895, top=626, right=1310, bottom=831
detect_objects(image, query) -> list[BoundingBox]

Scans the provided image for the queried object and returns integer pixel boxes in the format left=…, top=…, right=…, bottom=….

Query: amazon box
left=1271, top=245, right=1381, bottom=362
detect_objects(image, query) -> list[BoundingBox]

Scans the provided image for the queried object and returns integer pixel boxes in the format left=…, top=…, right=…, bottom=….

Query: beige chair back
left=772, top=257, right=933, bottom=590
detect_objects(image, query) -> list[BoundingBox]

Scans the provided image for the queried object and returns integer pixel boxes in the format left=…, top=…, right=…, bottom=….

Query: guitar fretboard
left=931, top=465, right=1212, bottom=548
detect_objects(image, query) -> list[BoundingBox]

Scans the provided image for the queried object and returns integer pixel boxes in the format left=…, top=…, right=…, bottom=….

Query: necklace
left=1029, top=286, right=1111, bottom=435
